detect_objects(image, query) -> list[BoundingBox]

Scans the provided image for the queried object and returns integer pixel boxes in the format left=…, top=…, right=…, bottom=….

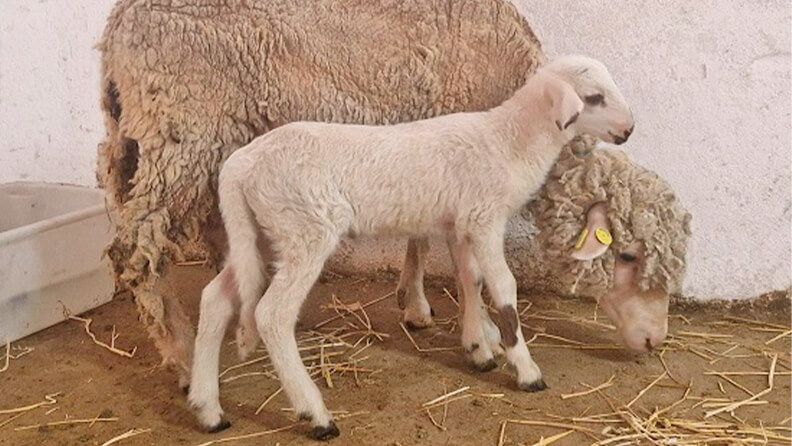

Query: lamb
left=97, top=0, right=545, bottom=388
left=188, top=55, right=635, bottom=439
left=396, top=137, right=691, bottom=363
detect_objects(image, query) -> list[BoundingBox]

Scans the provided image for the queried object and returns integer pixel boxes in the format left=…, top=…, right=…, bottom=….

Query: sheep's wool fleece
left=98, top=0, right=544, bottom=293
left=527, top=137, right=693, bottom=297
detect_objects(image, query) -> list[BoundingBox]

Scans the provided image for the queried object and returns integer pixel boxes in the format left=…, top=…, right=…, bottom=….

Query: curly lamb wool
left=97, top=0, right=544, bottom=381
left=528, top=136, right=692, bottom=298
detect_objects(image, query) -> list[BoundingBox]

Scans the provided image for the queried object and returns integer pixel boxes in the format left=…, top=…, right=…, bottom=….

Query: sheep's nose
left=644, top=337, right=654, bottom=352
left=613, top=125, right=634, bottom=145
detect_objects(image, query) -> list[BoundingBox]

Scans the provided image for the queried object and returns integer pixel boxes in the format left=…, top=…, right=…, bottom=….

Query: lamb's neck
left=487, top=77, right=575, bottom=204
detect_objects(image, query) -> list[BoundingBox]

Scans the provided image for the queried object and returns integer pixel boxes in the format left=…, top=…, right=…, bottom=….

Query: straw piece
left=100, top=428, right=152, bottom=446
left=505, top=419, right=597, bottom=435
left=193, top=424, right=297, bottom=446
left=706, top=371, right=755, bottom=397
left=765, top=329, right=792, bottom=345
left=399, top=323, right=459, bottom=353
left=424, top=408, right=446, bottom=431
left=0, top=393, right=60, bottom=415
left=442, top=288, right=460, bottom=307
left=497, top=420, right=507, bottom=446
left=15, top=417, right=118, bottom=431
left=724, top=316, right=789, bottom=330
left=704, top=354, right=778, bottom=418
left=314, top=292, right=393, bottom=329
left=561, top=375, right=615, bottom=400
left=68, top=315, right=137, bottom=358
left=529, top=429, right=574, bottom=446
left=625, top=372, right=667, bottom=408
left=676, top=330, right=733, bottom=339
left=422, top=386, right=470, bottom=407
left=255, top=387, right=283, bottom=415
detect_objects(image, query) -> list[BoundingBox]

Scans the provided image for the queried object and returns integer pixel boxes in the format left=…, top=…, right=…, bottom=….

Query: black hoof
left=311, top=421, right=340, bottom=441
left=519, top=379, right=548, bottom=393
left=404, top=320, right=428, bottom=331
left=474, top=358, right=499, bottom=373
left=207, top=419, right=232, bottom=433
left=298, top=411, right=313, bottom=421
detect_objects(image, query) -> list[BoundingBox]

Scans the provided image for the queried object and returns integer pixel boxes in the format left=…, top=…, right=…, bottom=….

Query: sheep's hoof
left=207, top=419, right=232, bottom=433
left=311, top=421, right=340, bottom=441
left=519, top=379, right=548, bottom=393
left=474, top=358, right=499, bottom=373
left=404, top=320, right=431, bottom=331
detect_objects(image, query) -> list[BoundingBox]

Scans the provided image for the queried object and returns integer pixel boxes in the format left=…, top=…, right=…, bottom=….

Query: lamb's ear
left=571, top=202, right=611, bottom=261
left=545, top=76, right=585, bottom=131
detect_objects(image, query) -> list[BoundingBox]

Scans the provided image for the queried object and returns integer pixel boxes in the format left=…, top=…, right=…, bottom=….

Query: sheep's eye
left=584, top=94, right=605, bottom=106
left=619, top=252, right=637, bottom=262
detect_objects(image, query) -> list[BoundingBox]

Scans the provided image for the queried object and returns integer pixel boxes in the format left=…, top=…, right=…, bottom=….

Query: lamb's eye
left=619, top=252, right=637, bottom=262
left=584, top=94, right=605, bottom=106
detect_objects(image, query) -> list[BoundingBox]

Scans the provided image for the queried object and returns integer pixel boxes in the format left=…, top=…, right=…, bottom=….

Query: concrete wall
left=0, top=1, right=789, bottom=299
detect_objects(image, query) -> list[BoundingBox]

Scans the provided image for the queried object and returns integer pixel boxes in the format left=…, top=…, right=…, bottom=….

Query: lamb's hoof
left=474, top=358, right=499, bottom=373
left=207, top=419, right=232, bottom=433
left=311, top=421, right=340, bottom=441
left=519, top=379, right=548, bottom=393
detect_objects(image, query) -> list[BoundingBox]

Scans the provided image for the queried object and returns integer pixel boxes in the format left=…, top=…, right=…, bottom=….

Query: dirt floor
left=1, top=265, right=790, bottom=446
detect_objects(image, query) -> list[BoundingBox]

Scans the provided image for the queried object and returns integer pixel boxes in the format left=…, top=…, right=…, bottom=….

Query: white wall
left=0, top=1, right=789, bottom=299
left=0, top=1, right=114, bottom=186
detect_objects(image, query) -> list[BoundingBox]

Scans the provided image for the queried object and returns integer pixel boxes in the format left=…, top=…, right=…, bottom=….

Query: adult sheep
left=97, top=0, right=544, bottom=388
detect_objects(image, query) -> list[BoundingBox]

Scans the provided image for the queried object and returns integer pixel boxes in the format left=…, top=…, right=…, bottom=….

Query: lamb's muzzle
left=189, top=54, right=632, bottom=439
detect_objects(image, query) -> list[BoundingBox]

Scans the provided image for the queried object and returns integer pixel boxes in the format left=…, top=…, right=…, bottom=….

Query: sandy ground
left=1, top=265, right=790, bottom=446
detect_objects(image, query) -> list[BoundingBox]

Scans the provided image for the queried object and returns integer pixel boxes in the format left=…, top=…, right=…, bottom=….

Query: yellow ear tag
left=595, top=227, right=613, bottom=246
left=574, top=227, right=589, bottom=250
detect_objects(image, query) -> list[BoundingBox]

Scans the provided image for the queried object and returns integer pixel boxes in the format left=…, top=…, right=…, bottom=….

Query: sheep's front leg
left=470, top=229, right=546, bottom=392
left=446, top=236, right=503, bottom=371
left=396, top=237, right=434, bottom=329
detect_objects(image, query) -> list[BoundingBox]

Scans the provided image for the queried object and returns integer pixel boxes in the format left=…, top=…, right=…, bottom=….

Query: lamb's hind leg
left=396, top=237, right=434, bottom=329
left=255, top=236, right=340, bottom=440
left=470, top=229, right=546, bottom=392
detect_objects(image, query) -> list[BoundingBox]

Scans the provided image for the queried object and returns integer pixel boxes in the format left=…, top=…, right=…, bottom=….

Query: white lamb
left=189, top=55, right=634, bottom=440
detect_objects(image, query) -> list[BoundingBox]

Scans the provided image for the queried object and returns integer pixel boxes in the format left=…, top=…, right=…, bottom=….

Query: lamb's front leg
left=470, top=229, right=546, bottom=392
left=447, top=235, right=503, bottom=371
left=396, top=237, right=434, bottom=329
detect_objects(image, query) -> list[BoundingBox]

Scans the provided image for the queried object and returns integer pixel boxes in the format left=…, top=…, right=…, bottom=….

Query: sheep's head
left=528, top=137, right=691, bottom=352
left=543, top=55, right=634, bottom=145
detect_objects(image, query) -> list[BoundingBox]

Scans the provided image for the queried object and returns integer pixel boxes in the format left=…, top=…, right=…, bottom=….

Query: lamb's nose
left=645, top=338, right=653, bottom=352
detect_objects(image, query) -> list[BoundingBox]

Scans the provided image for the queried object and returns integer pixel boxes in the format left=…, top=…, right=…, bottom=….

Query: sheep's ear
left=545, top=77, right=585, bottom=131
left=571, top=202, right=611, bottom=261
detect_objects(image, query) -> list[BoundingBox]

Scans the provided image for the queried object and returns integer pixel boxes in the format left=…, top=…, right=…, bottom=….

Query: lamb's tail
left=218, top=160, right=264, bottom=358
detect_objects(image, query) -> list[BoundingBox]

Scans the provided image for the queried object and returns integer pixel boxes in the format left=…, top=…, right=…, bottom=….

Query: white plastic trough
left=0, top=182, right=115, bottom=343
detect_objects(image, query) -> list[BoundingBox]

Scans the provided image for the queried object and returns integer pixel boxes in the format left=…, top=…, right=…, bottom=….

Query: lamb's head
left=543, top=55, right=634, bottom=145
left=529, top=139, right=692, bottom=353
